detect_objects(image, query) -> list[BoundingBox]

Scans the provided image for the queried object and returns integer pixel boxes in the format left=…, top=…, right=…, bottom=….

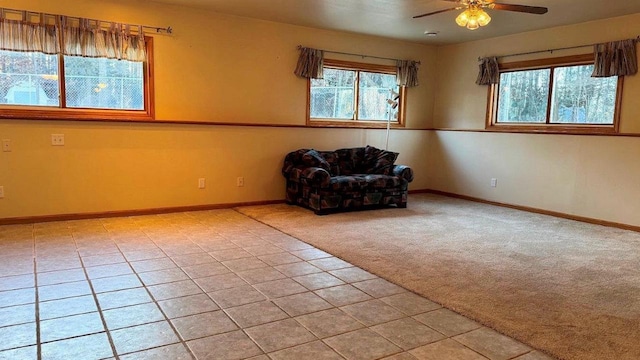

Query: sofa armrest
left=282, top=149, right=310, bottom=177
left=393, top=165, right=414, bottom=182
left=300, top=167, right=331, bottom=188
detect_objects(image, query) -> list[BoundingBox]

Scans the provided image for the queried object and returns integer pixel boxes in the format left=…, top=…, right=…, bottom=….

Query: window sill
left=486, top=124, right=618, bottom=135
left=0, top=107, right=154, bottom=122
left=308, top=119, right=404, bottom=129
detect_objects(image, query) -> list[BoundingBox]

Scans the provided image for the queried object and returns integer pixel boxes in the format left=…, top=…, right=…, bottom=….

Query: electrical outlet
left=237, top=177, right=244, bottom=187
left=2, top=139, right=10, bottom=152
left=198, top=178, right=206, bottom=189
left=0, top=186, right=4, bottom=198
left=490, top=178, right=498, bottom=187
left=51, top=134, right=65, bottom=146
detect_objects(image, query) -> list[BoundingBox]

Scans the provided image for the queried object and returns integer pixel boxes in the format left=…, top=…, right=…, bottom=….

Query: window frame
left=0, top=37, right=155, bottom=122
left=486, top=54, right=624, bottom=134
left=307, top=59, right=406, bottom=128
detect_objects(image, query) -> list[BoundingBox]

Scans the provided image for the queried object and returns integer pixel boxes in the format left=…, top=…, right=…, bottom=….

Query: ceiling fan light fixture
left=456, top=7, right=491, bottom=30
left=455, top=10, right=470, bottom=27
left=477, top=9, right=491, bottom=26
left=466, top=16, right=480, bottom=30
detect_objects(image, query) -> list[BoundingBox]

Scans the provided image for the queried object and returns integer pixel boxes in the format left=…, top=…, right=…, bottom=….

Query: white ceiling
left=151, top=0, right=640, bottom=44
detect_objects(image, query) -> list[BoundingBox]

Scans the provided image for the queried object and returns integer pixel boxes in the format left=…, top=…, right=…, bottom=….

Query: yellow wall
left=430, top=13, right=640, bottom=227
left=0, top=0, right=435, bottom=219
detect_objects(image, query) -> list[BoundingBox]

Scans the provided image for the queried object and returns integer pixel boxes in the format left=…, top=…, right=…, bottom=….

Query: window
left=487, top=55, right=623, bottom=133
left=0, top=40, right=154, bottom=121
left=308, top=60, right=405, bottom=128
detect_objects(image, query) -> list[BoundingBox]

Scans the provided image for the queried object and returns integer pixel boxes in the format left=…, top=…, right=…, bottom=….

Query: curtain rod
left=0, top=7, right=173, bottom=34
left=297, top=45, right=420, bottom=64
left=480, top=36, right=640, bottom=61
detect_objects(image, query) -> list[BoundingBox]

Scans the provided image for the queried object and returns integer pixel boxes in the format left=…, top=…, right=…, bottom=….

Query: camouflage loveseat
left=282, top=145, right=414, bottom=214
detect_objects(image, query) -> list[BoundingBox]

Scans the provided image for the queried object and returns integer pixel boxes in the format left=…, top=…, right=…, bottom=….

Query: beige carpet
left=237, top=194, right=640, bottom=360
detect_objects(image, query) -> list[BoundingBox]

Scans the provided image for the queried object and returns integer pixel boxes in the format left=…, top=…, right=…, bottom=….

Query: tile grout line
left=184, top=218, right=270, bottom=358
left=74, top=225, right=121, bottom=360
left=32, top=224, right=42, bottom=360
left=57, top=224, right=152, bottom=353
left=127, top=219, right=198, bottom=360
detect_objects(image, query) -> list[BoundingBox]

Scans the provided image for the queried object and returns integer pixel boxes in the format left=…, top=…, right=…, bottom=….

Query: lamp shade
left=456, top=7, right=491, bottom=30
left=467, top=17, right=480, bottom=30
left=455, top=11, right=470, bottom=26
left=477, top=9, right=491, bottom=26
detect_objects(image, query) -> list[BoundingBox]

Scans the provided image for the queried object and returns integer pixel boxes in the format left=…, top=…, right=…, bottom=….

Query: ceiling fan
left=414, top=0, right=548, bottom=30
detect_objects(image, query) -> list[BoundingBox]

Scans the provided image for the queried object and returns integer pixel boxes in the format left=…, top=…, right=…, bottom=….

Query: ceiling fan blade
left=413, top=8, right=458, bottom=19
left=492, top=3, right=548, bottom=14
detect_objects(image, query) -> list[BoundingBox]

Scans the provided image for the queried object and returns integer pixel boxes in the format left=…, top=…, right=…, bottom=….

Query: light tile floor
left=0, top=209, right=555, bottom=360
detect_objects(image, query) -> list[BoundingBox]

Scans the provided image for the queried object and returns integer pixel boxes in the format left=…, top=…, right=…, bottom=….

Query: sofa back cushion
left=283, top=146, right=399, bottom=178
left=317, top=151, right=340, bottom=176
left=363, top=145, right=399, bottom=175
left=335, top=147, right=365, bottom=175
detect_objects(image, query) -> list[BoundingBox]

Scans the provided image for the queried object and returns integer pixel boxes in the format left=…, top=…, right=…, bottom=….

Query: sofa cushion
left=363, top=174, right=404, bottom=189
left=302, top=149, right=331, bottom=172
left=363, top=145, right=399, bottom=175
left=335, top=147, right=365, bottom=175
left=330, top=175, right=368, bottom=191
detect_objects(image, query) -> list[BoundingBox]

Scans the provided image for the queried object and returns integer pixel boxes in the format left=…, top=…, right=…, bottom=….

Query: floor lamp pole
left=385, top=113, right=391, bottom=150
left=385, top=88, right=397, bottom=151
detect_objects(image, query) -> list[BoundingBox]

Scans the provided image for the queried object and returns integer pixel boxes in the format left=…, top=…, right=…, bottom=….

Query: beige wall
left=430, top=13, right=640, bottom=227
left=0, top=0, right=435, bottom=219
left=3, top=0, right=639, bottom=227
